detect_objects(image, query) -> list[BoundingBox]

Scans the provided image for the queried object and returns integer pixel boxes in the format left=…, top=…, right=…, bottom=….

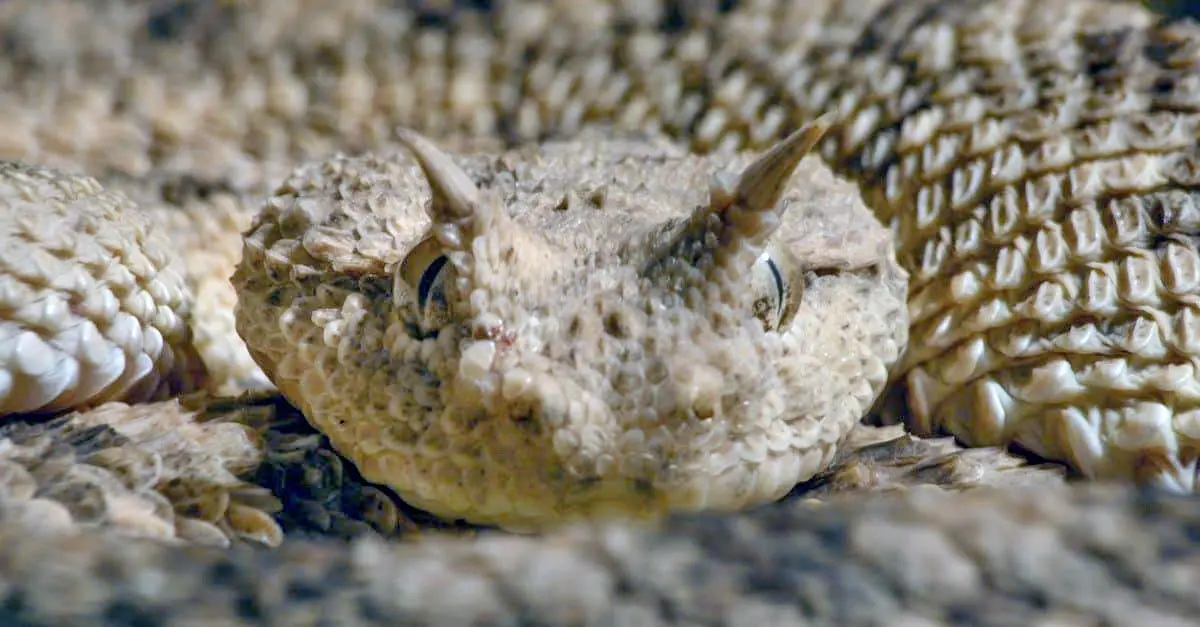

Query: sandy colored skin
left=223, top=0, right=1200, bottom=520
left=104, top=173, right=278, bottom=397
left=2, top=0, right=1190, bottom=515
left=0, top=163, right=206, bottom=415
left=2, top=482, right=1198, bottom=627
left=1, top=0, right=1200, bottom=623
left=231, top=129, right=909, bottom=529
left=0, top=0, right=1192, bottom=500
left=0, top=0, right=1186, bottom=491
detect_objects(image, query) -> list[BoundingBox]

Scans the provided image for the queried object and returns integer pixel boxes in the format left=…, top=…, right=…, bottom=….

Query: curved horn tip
left=735, top=114, right=835, bottom=211
left=394, top=126, right=482, bottom=217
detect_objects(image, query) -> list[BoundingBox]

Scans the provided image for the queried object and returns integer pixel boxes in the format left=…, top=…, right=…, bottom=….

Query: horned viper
left=1, top=0, right=1199, bottom=624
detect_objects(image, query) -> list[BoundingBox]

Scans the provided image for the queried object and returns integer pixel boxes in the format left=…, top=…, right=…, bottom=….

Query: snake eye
left=399, top=235, right=453, bottom=335
left=750, top=244, right=802, bottom=331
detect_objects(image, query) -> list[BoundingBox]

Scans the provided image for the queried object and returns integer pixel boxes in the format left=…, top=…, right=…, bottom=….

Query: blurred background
left=1148, top=0, right=1200, bottom=17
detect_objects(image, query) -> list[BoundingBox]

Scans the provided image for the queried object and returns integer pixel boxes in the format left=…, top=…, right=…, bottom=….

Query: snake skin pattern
left=2, top=0, right=1200, bottom=625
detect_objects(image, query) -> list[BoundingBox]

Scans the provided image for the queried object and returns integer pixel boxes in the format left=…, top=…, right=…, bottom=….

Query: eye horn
left=750, top=243, right=802, bottom=331
left=398, top=235, right=454, bottom=335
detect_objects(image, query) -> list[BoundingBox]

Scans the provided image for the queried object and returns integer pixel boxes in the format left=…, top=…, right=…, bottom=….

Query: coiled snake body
left=2, top=1, right=1200, bottom=624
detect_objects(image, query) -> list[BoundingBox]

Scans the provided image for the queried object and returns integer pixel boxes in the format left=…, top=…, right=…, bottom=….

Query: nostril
left=604, top=311, right=626, bottom=337
left=603, top=308, right=645, bottom=339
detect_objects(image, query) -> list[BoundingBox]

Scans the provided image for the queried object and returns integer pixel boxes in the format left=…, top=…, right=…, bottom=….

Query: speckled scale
left=213, top=0, right=1200, bottom=503
left=0, top=396, right=287, bottom=546
left=0, top=0, right=1197, bottom=536
left=109, top=176, right=275, bottom=396
left=786, top=1, right=1200, bottom=489
left=0, top=164, right=207, bottom=417
left=14, top=2, right=1200, bottom=617
left=232, top=133, right=908, bottom=529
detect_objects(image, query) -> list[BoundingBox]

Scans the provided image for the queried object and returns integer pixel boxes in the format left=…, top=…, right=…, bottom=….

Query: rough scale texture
left=2, top=483, right=1199, bottom=627
left=232, top=131, right=908, bottom=528
left=105, top=174, right=276, bottom=396
left=0, top=162, right=206, bottom=416
left=1, top=0, right=1200, bottom=623
left=0, top=393, right=285, bottom=547
left=1, top=0, right=1196, bottom=495
left=794, top=0, right=1200, bottom=492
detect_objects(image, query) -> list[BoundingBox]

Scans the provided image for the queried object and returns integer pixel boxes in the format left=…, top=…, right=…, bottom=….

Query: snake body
left=2, top=0, right=1200, bottom=623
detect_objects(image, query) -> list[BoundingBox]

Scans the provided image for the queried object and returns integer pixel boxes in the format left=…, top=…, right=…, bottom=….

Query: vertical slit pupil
left=765, top=255, right=786, bottom=319
left=418, top=255, right=449, bottom=309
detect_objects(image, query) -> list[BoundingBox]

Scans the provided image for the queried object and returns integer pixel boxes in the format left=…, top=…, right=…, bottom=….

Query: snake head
left=234, top=118, right=905, bottom=529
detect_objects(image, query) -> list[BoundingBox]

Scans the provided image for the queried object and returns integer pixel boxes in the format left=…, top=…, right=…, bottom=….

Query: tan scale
left=769, top=2, right=1200, bottom=491
left=0, top=0, right=1195, bottom=540
left=0, top=163, right=206, bottom=416
left=232, top=124, right=910, bottom=529
left=105, top=175, right=278, bottom=396
left=0, top=393, right=284, bottom=547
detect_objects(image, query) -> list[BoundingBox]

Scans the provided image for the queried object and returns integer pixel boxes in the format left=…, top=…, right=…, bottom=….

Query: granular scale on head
left=233, top=122, right=909, bottom=529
